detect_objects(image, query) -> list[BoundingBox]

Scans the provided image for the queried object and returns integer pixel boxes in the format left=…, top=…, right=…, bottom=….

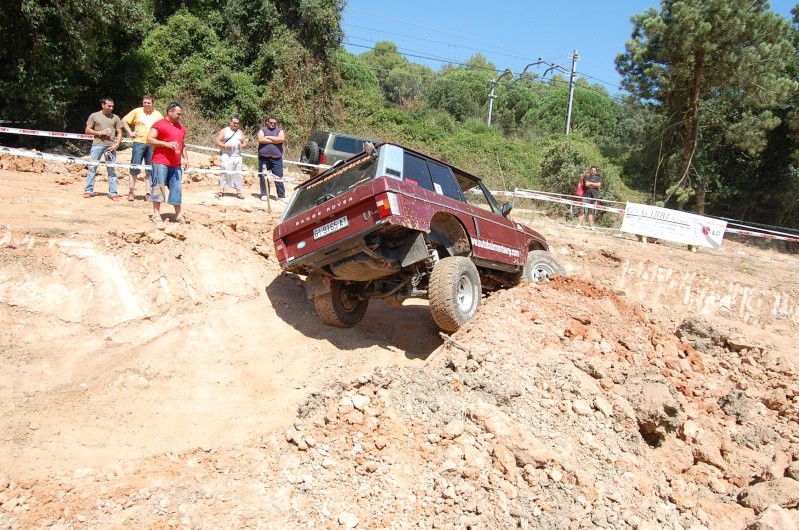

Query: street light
left=517, top=52, right=579, bottom=134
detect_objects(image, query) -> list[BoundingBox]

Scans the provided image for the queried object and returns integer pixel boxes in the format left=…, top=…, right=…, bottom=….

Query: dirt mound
left=0, top=160, right=798, bottom=529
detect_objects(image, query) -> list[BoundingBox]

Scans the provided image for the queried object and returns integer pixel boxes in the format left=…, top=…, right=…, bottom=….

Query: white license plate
left=313, top=216, right=349, bottom=240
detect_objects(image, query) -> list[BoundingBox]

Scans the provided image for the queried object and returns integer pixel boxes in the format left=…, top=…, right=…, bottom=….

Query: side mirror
left=501, top=201, right=513, bottom=218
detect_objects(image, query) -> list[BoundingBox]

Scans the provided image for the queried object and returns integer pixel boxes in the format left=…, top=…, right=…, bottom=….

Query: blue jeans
left=150, top=164, right=182, bottom=205
left=130, top=142, right=153, bottom=177
left=84, top=145, right=118, bottom=196
left=258, top=156, right=285, bottom=198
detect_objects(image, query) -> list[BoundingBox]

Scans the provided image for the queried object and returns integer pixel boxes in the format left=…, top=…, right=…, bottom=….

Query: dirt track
left=0, top=151, right=798, bottom=529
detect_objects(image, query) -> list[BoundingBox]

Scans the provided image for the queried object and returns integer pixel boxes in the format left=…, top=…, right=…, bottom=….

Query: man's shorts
left=150, top=163, right=182, bottom=205
left=130, top=142, right=154, bottom=177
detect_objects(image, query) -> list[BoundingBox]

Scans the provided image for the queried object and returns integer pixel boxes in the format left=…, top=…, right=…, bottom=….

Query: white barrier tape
left=0, top=126, right=136, bottom=143
left=725, top=227, right=799, bottom=243
left=507, top=187, right=799, bottom=244
left=186, top=143, right=255, bottom=158
left=2, top=135, right=796, bottom=243
left=516, top=187, right=627, bottom=208
left=183, top=166, right=292, bottom=182
left=0, top=126, right=94, bottom=141
left=0, top=145, right=292, bottom=181
left=0, top=126, right=330, bottom=170
left=185, top=143, right=330, bottom=170
left=513, top=188, right=626, bottom=215
left=0, top=146, right=147, bottom=170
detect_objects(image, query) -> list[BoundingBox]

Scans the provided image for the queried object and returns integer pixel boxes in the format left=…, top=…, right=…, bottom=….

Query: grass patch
left=29, top=227, right=69, bottom=237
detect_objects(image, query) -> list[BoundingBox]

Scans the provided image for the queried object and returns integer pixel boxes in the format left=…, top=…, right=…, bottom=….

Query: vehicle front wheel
left=429, top=256, right=482, bottom=333
left=313, top=280, right=369, bottom=327
left=522, top=250, right=566, bottom=282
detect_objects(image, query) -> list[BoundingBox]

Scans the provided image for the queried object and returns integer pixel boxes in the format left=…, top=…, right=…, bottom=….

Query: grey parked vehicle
left=299, top=131, right=378, bottom=176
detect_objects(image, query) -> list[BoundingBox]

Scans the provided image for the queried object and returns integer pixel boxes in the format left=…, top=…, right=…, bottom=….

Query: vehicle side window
left=402, top=152, right=435, bottom=192
left=333, top=136, right=360, bottom=153
left=463, top=181, right=497, bottom=213
left=428, top=161, right=464, bottom=202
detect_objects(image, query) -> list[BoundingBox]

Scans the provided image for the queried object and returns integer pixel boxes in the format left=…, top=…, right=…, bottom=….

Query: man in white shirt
left=214, top=116, right=248, bottom=199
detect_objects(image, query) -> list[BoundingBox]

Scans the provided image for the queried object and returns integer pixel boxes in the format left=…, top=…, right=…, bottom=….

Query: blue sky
left=343, top=1, right=798, bottom=95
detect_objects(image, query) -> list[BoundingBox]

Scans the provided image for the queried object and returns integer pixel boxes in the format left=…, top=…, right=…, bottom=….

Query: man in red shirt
left=146, top=102, right=188, bottom=227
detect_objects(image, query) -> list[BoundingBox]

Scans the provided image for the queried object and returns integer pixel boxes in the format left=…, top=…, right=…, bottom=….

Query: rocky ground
left=0, top=148, right=797, bottom=529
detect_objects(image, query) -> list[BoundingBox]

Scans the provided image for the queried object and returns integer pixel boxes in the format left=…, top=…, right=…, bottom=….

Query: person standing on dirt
left=146, top=102, right=188, bottom=228
left=577, top=166, right=602, bottom=230
left=83, top=97, right=124, bottom=201
left=214, top=115, right=248, bottom=199
left=257, top=115, right=286, bottom=201
left=122, top=95, right=163, bottom=202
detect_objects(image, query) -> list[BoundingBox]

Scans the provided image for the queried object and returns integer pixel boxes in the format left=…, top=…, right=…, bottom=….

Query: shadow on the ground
left=265, top=273, right=442, bottom=360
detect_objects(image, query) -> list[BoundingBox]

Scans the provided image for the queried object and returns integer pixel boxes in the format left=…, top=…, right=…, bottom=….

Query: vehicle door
left=460, top=180, right=524, bottom=268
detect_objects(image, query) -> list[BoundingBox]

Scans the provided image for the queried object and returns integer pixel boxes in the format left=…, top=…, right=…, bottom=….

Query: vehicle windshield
left=283, top=154, right=378, bottom=220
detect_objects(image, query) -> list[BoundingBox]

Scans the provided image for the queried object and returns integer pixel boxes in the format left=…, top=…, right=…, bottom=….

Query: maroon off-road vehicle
left=273, top=142, right=564, bottom=332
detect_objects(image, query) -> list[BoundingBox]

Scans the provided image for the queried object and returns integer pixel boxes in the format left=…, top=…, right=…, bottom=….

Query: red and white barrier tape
left=2, top=126, right=797, bottom=243
left=0, top=126, right=327, bottom=170
left=507, top=188, right=799, bottom=243
left=185, top=143, right=330, bottom=170
left=0, top=126, right=133, bottom=143
left=0, top=146, right=291, bottom=181
left=513, top=188, right=626, bottom=215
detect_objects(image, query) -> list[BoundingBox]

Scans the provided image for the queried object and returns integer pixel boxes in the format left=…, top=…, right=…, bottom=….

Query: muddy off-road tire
left=522, top=250, right=566, bottom=282
left=429, top=256, right=482, bottom=332
left=300, top=141, right=320, bottom=165
left=313, top=280, right=368, bottom=327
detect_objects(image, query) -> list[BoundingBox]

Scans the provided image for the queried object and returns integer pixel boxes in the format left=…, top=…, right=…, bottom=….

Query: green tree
left=0, top=0, right=152, bottom=130
left=424, top=55, right=496, bottom=122
left=336, top=49, right=380, bottom=91
left=616, top=0, right=797, bottom=213
left=358, top=41, right=434, bottom=106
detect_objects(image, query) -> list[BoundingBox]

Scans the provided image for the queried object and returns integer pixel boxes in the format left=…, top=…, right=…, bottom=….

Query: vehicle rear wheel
left=301, top=141, right=320, bottom=165
left=522, top=250, right=566, bottom=282
left=429, top=256, right=482, bottom=332
left=313, top=280, right=368, bottom=327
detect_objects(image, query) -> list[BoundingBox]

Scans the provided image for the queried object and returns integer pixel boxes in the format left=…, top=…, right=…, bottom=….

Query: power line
left=344, top=31, right=624, bottom=94
left=343, top=22, right=533, bottom=64
left=342, top=41, right=626, bottom=103
left=341, top=55, right=624, bottom=103
left=345, top=7, right=527, bottom=57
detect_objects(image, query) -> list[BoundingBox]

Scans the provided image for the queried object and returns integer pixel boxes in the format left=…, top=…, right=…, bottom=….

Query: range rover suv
left=274, top=142, right=564, bottom=332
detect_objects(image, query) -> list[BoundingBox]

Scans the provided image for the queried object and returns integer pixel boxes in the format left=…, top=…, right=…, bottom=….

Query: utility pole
left=487, top=70, right=512, bottom=125
left=487, top=79, right=498, bottom=125
left=565, top=50, right=579, bottom=135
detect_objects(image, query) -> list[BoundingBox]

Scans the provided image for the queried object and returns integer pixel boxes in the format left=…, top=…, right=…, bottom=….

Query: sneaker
left=110, top=195, right=119, bottom=202
left=83, top=192, right=92, bottom=198
left=151, top=214, right=165, bottom=229
left=277, top=197, right=287, bottom=203
left=260, top=195, right=268, bottom=201
left=128, top=192, right=135, bottom=202
left=173, top=214, right=185, bottom=224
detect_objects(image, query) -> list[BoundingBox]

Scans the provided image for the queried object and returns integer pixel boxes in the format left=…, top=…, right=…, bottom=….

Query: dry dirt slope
left=0, top=158, right=798, bottom=529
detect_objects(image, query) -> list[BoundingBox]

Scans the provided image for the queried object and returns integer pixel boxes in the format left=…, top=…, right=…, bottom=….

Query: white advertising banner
left=621, top=203, right=727, bottom=249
